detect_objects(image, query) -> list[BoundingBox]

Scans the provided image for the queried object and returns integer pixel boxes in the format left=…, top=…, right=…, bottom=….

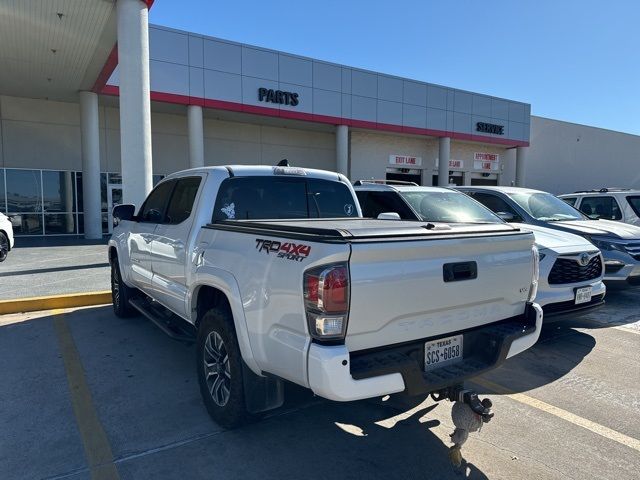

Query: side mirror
left=377, top=212, right=401, bottom=220
left=113, top=204, right=136, bottom=227
left=496, top=211, right=518, bottom=222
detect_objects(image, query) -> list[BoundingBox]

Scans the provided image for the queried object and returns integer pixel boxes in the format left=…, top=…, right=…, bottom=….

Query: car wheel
left=0, top=232, right=8, bottom=262
left=197, top=307, right=251, bottom=428
left=111, top=257, right=137, bottom=317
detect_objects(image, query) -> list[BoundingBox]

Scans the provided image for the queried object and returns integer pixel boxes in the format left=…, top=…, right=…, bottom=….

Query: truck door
left=129, top=180, right=176, bottom=293
left=151, top=176, right=203, bottom=316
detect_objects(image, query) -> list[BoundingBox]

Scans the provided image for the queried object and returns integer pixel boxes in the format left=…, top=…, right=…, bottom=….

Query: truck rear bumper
left=307, top=303, right=542, bottom=401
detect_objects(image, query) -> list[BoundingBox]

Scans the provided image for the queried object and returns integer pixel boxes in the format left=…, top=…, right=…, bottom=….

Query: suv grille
left=548, top=256, right=602, bottom=285
left=624, top=242, right=640, bottom=261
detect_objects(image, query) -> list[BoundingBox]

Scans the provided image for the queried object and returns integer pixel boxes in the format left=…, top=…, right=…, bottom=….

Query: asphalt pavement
left=0, top=289, right=639, bottom=480
left=0, top=237, right=109, bottom=299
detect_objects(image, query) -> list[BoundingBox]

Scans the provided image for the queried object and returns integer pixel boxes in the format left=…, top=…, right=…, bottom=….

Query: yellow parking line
left=474, top=378, right=640, bottom=453
left=53, top=311, right=120, bottom=480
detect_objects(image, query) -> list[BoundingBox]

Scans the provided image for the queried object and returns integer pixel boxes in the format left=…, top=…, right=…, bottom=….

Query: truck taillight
left=304, top=263, right=350, bottom=340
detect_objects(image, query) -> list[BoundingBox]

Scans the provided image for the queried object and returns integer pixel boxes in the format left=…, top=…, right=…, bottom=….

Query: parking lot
left=1, top=289, right=639, bottom=480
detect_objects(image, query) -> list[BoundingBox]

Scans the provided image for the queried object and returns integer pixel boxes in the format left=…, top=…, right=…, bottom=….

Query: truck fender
left=107, top=239, right=135, bottom=288
left=187, top=267, right=261, bottom=375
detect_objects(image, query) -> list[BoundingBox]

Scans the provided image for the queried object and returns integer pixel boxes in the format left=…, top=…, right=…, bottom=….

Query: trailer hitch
left=431, top=385, right=494, bottom=422
left=431, top=385, right=494, bottom=469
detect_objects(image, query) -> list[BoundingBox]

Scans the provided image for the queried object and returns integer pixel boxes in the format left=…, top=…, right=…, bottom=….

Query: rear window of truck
left=212, top=176, right=357, bottom=221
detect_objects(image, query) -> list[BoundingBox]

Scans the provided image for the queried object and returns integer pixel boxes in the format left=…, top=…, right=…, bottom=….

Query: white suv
left=559, top=189, right=640, bottom=227
left=0, top=211, right=15, bottom=262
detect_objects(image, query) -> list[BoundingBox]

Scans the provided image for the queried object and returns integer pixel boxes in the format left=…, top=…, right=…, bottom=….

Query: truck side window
left=212, top=176, right=356, bottom=221
left=165, top=177, right=202, bottom=224
left=356, top=191, right=414, bottom=219
left=138, top=180, right=176, bottom=223
left=627, top=196, right=640, bottom=217
left=579, top=196, right=622, bottom=220
left=561, top=197, right=577, bottom=207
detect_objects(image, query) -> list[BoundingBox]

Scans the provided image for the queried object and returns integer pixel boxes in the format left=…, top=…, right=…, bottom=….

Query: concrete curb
left=0, top=291, right=112, bottom=315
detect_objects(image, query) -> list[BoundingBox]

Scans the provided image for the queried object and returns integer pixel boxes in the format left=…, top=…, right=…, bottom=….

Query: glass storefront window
left=44, top=213, right=77, bottom=235
left=6, top=169, right=42, bottom=213
left=10, top=214, right=43, bottom=235
left=42, top=170, right=76, bottom=213
left=0, top=169, right=6, bottom=213
left=108, top=173, right=122, bottom=184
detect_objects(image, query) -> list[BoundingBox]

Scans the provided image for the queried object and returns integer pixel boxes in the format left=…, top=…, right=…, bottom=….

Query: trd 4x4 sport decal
left=255, top=239, right=311, bottom=262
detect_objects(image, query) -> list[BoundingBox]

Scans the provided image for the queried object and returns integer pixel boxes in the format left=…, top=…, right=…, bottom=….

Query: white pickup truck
left=109, top=165, right=542, bottom=427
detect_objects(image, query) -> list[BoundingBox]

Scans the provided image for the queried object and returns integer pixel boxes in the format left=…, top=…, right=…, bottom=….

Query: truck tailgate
left=346, top=231, right=534, bottom=351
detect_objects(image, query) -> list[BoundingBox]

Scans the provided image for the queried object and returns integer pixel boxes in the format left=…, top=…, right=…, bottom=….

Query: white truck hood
left=552, top=219, right=640, bottom=240
left=513, top=223, right=596, bottom=252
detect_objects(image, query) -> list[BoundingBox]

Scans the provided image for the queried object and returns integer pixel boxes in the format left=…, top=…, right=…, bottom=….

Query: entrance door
left=470, top=174, right=498, bottom=186
left=385, top=168, right=422, bottom=185
left=107, top=185, right=123, bottom=234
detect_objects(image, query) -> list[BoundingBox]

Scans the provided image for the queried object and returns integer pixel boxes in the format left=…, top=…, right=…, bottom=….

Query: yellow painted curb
left=0, top=291, right=112, bottom=315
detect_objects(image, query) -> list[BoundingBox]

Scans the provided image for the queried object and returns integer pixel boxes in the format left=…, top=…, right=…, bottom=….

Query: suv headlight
left=584, top=235, right=625, bottom=252
left=528, top=245, right=540, bottom=302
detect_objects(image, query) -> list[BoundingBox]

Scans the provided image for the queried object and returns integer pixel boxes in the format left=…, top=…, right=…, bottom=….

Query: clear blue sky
left=150, top=0, right=640, bottom=135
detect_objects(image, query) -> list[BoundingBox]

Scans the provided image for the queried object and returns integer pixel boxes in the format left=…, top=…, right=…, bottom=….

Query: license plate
left=424, top=334, right=463, bottom=372
left=575, top=286, right=592, bottom=305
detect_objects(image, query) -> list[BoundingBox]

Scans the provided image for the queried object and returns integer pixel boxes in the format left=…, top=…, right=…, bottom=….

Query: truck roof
left=162, top=165, right=346, bottom=183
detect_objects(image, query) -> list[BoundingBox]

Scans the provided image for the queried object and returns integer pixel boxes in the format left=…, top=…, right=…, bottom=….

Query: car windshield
left=400, top=190, right=502, bottom=223
left=509, top=192, right=586, bottom=221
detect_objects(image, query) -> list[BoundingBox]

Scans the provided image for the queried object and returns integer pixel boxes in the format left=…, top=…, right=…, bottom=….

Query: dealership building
left=0, top=1, right=638, bottom=238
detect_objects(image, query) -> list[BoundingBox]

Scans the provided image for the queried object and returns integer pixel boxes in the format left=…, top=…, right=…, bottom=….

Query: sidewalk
left=0, top=237, right=110, bottom=300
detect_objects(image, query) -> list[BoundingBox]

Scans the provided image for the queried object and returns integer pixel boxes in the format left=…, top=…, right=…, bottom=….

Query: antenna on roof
left=277, top=159, right=289, bottom=167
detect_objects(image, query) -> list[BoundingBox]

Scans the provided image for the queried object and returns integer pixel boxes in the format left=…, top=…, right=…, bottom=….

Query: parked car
left=109, top=165, right=542, bottom=427
left=0, top=211, right=15, bottom=262
left=559, top=188, right=640, bottom=226
left=354, top=181, right=605, bottom=317
left=457, top=186, right=640, bottom=286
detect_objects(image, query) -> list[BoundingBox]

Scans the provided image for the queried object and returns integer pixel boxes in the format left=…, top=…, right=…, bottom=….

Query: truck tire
left=0, top=232, right=8, bottom=262
left=197, top=308, right=251, bottom=428
left=110, top=257, right=137, bottom=317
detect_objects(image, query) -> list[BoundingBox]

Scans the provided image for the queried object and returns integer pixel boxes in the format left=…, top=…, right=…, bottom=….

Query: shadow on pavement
left=11, top=236, right=108, bottom=249
left=1, top=306, right=490, bottom=480
left=0, top=262, right=109, bottom=277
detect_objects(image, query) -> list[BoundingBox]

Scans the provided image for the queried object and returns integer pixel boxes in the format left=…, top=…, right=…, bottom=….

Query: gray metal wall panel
left=403, top=104, right=427, bottom=128
left=204, top=70, right=241, bottom=103
left=242, top=77, right=277, bottom=106
left=453, top=91, right=472, bottom=113
left=446, top=111, right=454, bottom=131
left=241, top=47, right=278, bottom=81
left=313, top=89, right=341, bottom=117
left=403, top=81, right=427, bottom=107
left=453, top=112, right=472, bottom=134
left=149, top=28, right=189, bottom=65
left=427, top=85, right=447, bottom=110
left=150, top=61, right=189, bottom=96
left=377, top=100, right=403, bottom=125
left=491, top=99, right=509, bottom=121
left=279, top=54, right=312, bottom=87
left=509, top=103, right=525, bottom=123
left=523, top=104, right=531, bottom=124
left=351, top=95, right=376, bottom=122
left=377, top=75, right=403, bottom=102
left=280, top=83, right=312, bottom=113
left=341, top=68, right=352, bottom=94
left=190, top=67, right=204, bottom=98
left=426, top=108, right=447, bottom=131
left=341, top=94, right=351, bottom=119
left=351, top=70, right=377, bottom=98
left=472, top=95, right=491, bottom=117
left=313, top=62, right=341, bottom=92
left=188, top=35, right=203, bottom=68
left=509, top=122, right=524, bottom=141
left=203, top=40, right=241, bottom=74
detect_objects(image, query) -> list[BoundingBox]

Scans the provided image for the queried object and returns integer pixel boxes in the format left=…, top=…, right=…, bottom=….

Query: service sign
left=474, top=152, right=499, bottom=171
left=389, top=155, right=422, bottom=167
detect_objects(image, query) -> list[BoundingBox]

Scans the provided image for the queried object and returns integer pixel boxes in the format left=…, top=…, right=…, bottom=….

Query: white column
left=117, top=0, right=152, bottom=208
left=79, top=91, right=102, bottom=239
left=516, top=146, right=528, bottom=187
left=188, top=105, right=204, bottom=168
left=438, top=137, right=450, bottom=186
left=336, top=124, right=349, bottom=177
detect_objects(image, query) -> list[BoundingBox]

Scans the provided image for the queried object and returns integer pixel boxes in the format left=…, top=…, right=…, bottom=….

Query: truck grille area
left=624, top=242, right=640, bottom=261
left=548, top=256, right=602, bottom=285
left=349, top=305, right=538, bottom=396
